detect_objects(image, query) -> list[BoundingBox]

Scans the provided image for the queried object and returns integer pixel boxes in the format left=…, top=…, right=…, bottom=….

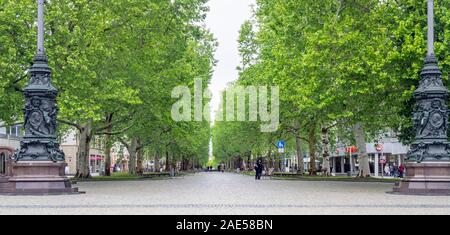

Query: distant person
left=399, top=164, right=405, bottom=178
left=384, top=165, right=390, bottom=177
left=393, top=164, right=399, bottom=178
left=255, top=159, right=263, bottom=180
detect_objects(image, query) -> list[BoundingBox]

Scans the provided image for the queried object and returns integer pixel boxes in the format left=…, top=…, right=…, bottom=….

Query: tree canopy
left=1, top=0, right=215, bottom=177
left=212, top=0, right=450, bottom=177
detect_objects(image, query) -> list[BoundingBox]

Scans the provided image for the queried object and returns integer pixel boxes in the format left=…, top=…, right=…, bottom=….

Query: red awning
left=90, top=155, right=103, bottom=161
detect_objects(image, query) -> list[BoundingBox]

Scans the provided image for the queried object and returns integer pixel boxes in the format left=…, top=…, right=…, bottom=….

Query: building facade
left=280, top=135, right=409, bottom=176
left=331, top=137, right=408, bottom=176
left=60, top=129, right=106, bottom=176
left=0, top=123, right=22, bottom=176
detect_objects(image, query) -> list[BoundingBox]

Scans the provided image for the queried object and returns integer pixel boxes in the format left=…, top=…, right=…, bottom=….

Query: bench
left=273, top=172, right=304, bottom=177
left=141, top=172, right=171, bottom=178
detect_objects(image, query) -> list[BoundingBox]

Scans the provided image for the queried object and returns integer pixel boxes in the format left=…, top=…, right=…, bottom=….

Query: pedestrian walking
left=255, top=159, right=263, bottom=180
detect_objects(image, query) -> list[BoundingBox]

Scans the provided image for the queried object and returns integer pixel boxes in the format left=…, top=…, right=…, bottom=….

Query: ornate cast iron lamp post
left=14, top=0, right=65, bottom=162
left=0, top=0, right=78, bottom=195
left=393, top=0, right=450, bottom=195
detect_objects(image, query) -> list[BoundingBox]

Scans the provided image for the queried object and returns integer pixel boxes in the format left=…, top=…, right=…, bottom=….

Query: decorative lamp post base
left=391, top=162, right=450, bottom=196
left=0, top=162, right=81, bottom=195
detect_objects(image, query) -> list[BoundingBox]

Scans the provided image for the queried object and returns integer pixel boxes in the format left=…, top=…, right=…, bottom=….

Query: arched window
left=0, top=152, right=6, bottom=175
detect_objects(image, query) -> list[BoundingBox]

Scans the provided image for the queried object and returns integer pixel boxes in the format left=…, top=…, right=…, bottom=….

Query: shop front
left=331, top=146, right=359, bottom=175
left=89, top=155, right=105, bottom=176
left=332, top=139, right=408, bottom=177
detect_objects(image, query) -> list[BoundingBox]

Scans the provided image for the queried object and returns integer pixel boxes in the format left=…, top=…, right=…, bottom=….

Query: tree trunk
left=154, top=151, right=160, bottom=172
left=321, top=127, right=331, bottom=177
left=103, top=120, right=113, bottom=177
left=165, top=150, right=170, bottom=172
left=103, top=114, right=114, bottom=176
left=136, top=139, right=143, bottom=175
left=308, top=123, right=317, bottom=175
left=295, top=121, right=304, bottom=175
left=104, top=133, right=112, bottom=176
left=171, top=155, right=177, bottom=174
left=127, top=138, right=138, bottom=175
left=136, top=149, right=143, bottom=175
left=180, top=156, right=185, bottom=171
left=354, top=122, right=370, bottom=178
left=275, top=154, right=280, bottom=172
left=76, top=120, right=92, bottom=179
left=270, top=152, right=275, bottom=170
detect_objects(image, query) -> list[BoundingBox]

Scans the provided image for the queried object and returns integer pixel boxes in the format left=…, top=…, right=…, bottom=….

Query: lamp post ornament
left=427, top=0, right=434, bottom=57
left=393, top=0, right=450, bottom=195
left=406, top=0, right=450, bottom=163
left=13, top=0, right=65, bottom=162
left=37, top=0, right=45, bottom=55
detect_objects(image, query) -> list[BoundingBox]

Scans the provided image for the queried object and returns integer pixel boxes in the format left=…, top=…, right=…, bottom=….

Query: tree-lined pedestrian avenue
left=1, top=173, right=450, bottom=215
left=2, top=0, right=450, bottom=199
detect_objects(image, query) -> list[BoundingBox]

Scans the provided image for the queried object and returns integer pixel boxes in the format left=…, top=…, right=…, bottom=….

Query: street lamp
left=393, top=0, right=450, bottom=195
left=14, top=0, right=64, bottom=162
left=0, top=0, right=78, bottom=195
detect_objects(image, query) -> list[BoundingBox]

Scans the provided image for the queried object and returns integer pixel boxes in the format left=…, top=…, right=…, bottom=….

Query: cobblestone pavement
left=1, top=172, right=450, bottom=215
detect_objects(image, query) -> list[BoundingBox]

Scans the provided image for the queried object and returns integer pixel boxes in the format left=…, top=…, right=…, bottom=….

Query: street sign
left=278, top=148, right=285, bottom=153
left=336, top=144, right=346, bottom=156
left=346, top=146, right=358, bottom=153
left=376, top=144, right=383, bottom=152
left=277, top=141, right=285, bottom=149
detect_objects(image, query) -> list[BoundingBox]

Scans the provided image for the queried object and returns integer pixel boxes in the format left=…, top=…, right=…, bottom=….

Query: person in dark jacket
left=255, top=159, right=263, bottom=180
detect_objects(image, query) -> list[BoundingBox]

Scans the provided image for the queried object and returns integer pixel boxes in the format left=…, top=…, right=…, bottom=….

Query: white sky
left=205, top=0, right=256, bottom=121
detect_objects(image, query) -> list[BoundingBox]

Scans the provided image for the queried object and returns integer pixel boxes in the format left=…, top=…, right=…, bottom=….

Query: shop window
left=7, top=125, right=22, bottom=137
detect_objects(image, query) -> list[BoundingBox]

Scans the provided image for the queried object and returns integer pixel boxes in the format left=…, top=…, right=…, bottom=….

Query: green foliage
left=0, top=0, right=214, bottom=169
left=213, top=0, right=450, bottom=165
